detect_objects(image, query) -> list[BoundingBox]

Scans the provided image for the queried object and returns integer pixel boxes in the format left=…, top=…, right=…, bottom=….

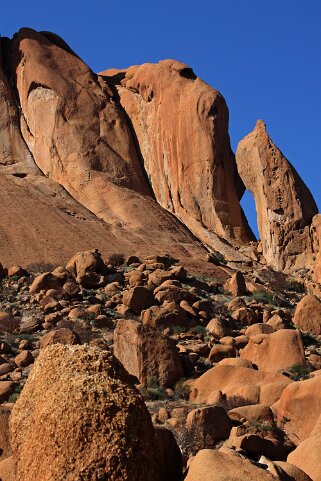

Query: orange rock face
left=240, top=329, right=305, bottom=372
left=293, top=294, right=321, bottom=335
left=101, top=60, right=255, bottom=252
left=273, top=375, right=321, bottom=445
left=236, top=120, right=318, bottom=271
left=0, top=30, right=211, bottom=268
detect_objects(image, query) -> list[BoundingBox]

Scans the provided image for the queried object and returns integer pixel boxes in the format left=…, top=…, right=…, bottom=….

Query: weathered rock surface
left=189, top=364, right=292, bottom=406
left=101, top=60, right=255, bottom=254
left=185, top=449, right=278, bottom=481
left=287, top=435, right=321, bottom=481
left=0, top=30, right=210, bottom=270
left=114, top=319, right=183, bottom=387
left=236, top=120, right=318, bottom=272
left=273, top=375, right=321, bottom=444
left=10, top=344, right=161, bottom=481
left=240, top=329, right=305, bottom=372
left=293, top=294, right=321, bottom=335
left=186, top=406, right=232, bottom=449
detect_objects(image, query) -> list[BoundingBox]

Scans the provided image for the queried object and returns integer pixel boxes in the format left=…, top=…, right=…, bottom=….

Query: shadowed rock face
left=0, top=37, right=36, bottom=171
left=101, top=60, right=255, bottom=249
left=236, top=120, right=318, bottom=271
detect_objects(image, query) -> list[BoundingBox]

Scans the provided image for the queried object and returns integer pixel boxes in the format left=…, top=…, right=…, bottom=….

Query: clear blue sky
left=2, top=0, right=321, bottom=237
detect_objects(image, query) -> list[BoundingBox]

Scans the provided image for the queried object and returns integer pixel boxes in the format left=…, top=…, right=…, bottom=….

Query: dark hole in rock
left=208, top=105, right=218, bottom=117
left=179, top=68, right=197, bottom=80
left=274, top=207, right=284, bottom=215
left=12, top=173, right=27, bottom=178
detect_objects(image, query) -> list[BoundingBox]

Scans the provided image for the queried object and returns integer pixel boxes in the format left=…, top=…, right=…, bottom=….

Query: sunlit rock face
left=101, top=60, right=255, bottom=251
left=236, top=120, right=318, bottom=272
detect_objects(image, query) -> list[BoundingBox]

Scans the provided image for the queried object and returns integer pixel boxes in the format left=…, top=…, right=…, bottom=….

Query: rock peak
left=255, top=119, right=267, bottom=131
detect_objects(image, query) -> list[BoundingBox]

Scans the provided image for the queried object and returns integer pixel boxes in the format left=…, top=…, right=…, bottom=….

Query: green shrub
left=284, top=278, right=305, bottom=293
left=82, top=288, right=97, bottom=298
left=252, top=290, right=277, bottom=305
left=170, top=325, right=186, bottom=335
left=288, top=363, right=313, bottom=381
left=8, top=384, right=23, bottom=403
left=173, top=378, right=190, bottom=400
left=140, top=376, right=168, bottom=401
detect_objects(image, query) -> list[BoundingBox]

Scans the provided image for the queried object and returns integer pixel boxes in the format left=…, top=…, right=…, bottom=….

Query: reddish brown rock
left=66, top=249, right=107, bottom=285
left=10, top=344, right=161, bottom=481
left=0, top=37, right=33, bottom=168
left=224, top=271, right=247, bottom=297
left=14, top=351, right=34, bottom=368
left=209, top=345, right=236, bottom=363
left=122, top=286, right=155, bottom=314
left=155, top=426, right=182, bottom=481
left=39, top=328, right=81, bottom=349
left=185, top=449, right=277, bottom=481
left=240, top=329, right=305, bottom=372
left=206, top=318, right=230, bottom=338
left=186, top=406, right=232, bottom=449
left=189, top=364, right=292, bottom=406
left=0, top=456, right=15, bottom=481
left=272, top=461, right=313, bottom=481
left=29, top=272, right=61, bottom=294
left=114, top=319, right=183, bottom=387
left=0, top=312, right=19, bottom=333
left=232, top=307, right=258, bottom=325
left=273, top=375, right=321, bottom=444
left=228, top=404, right=274, bottom=425
left=293, top=294, right=321, bottom=335
left=287, top=435, right=321, bottom=481
left=141, top=303, right=189, bottom=329
left=245, top=323, right=274, bottom=337
left=0, top=404, right=13, bottom=460
left=5, top=29, right=210, bottom=271
left=102, top=61, right=255, bottom=256
left=0, top=382, right=14, bottom=402
left=236, top=120, right=318, bottom=272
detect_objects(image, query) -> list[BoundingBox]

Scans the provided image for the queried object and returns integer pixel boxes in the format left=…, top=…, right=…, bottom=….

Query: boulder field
left=0, top=26, right=321, bottom=481
left=0, top=250, right=319, bottom=480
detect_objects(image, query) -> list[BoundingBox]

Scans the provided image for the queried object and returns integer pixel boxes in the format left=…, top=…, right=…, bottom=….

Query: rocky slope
left=0, top=27, right=321, bottom=481
left=0, top=250, right=319, bottom=480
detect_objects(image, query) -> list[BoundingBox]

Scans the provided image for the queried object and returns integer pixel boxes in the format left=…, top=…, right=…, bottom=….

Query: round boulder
left=10, top=344, right=161, bottom=481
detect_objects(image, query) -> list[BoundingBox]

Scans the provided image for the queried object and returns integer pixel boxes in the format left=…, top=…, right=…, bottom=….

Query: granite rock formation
left=236, top=120, right=318, bottom=272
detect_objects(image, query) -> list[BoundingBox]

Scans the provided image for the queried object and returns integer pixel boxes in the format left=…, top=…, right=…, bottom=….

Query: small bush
left=108, top=253, right=125, bottom=267
left=284, top=278, right=305, bottom=293
left=191, top=325, right=206, bottom=335
left=170, top=325, right=186, bottom=335
left=248, top=420, right=274, bottom=433
left=288, top=363, right=313, bottom=381
left=82, top=288, right=97, bottom=298
left=252, top=290, right=277, bottom=305
left=140, top=376, right=168, bottom=401
left=8, top=383, right=23, bottom=403
left=173, top=378, right=190, bottom=400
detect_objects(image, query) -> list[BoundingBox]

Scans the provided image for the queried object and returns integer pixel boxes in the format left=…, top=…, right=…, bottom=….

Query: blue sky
left=2, top=0, right=321, bottom=237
